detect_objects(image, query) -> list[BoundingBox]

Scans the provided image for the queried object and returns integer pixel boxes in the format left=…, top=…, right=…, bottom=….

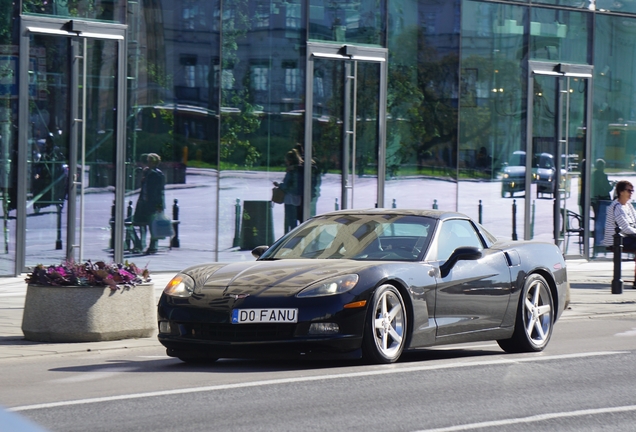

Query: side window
left=436, top=219, right=483, bottom=262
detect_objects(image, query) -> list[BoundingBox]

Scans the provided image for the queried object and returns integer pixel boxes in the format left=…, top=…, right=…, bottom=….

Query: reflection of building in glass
left=2, top=0, right=636, bottom=274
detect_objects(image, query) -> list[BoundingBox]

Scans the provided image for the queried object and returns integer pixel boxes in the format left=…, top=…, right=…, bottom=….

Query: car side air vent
left=504, top=250, right=521, bottom=267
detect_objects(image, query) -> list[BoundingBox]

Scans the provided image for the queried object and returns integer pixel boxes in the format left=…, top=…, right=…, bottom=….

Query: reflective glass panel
left=218, top=0, right=306, bottom=258
left=591, top=14, right=636, bottom=257
left=386, top=0, right=459, bottom=212
left=459, top=0, right=526, bottom=241
left=0, top=43, right=17, bottom=274
left=22, top=0, right=126, bottom=23
left=309, top=0, right=386, bottom=45
left=126, top=0, right=220, bottom=266
left=26, top=35, right=117, bottom=266
left=530, top=7, right=591, bottom=64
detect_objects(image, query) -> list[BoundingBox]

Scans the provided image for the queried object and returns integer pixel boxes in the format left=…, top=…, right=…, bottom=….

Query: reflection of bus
left=607, top=122, right=636, bottom=169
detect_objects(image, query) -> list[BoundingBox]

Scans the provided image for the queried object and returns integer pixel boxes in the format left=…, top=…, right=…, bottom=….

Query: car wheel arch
left=525, top=269, right=559, bottom=323
left=366, top=279, right=415, bottom=347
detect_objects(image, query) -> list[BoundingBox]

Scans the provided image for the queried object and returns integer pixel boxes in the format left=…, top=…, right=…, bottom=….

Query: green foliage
left=219, top=0, right=261, bottom=169
left=386, top=26, right=459, bottom=177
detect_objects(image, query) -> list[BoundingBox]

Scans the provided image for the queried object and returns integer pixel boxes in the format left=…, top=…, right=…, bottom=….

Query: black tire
left=362, top=284, right=408, bottom=364
left=498, top=274, right=554, bottom=353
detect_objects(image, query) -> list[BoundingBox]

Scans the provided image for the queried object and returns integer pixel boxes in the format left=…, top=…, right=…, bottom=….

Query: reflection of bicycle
left=31, top=146, right=68, bottom=213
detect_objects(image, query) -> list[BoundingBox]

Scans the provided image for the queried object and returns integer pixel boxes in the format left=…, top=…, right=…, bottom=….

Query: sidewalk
left=1, top=261, right=635, bottom=360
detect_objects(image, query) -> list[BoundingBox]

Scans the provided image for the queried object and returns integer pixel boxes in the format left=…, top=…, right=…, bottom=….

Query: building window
left=197, top=64, right=210, bottom=89
left=286, top=1, right=301, bottom=29
left=255, top=1, right=270, bottom=28
left=284, top=65, right=300, bottom=93
left=182, top=0, right=206, bottom=30
left=251, top=65, right=269, bottom=91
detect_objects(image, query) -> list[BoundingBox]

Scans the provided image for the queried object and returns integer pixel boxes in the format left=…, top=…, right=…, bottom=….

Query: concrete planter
left=21, top=283, right=157, bottom=342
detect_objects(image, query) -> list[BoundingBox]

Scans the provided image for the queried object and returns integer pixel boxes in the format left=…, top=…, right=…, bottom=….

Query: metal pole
left=233, top=199, right=241, bottom=248
left=478, top=200, right=482, bottom=224
left=171, top=199, right=180, bottom=248
left=512, top=199, right=518, bottom=241
left=612, top=227, right=623, bottom=294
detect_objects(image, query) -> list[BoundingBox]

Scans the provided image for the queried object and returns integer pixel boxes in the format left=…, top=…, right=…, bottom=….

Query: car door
left=432, top=219, right=512, bottom=337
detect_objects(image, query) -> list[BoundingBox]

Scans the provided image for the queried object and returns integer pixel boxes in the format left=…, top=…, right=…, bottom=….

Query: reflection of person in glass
left=294, top=143, right=321, bottom=217
left=273, top=149, right=303, bottom=233
left=591, top=158, right=613, bottom=216
left=133, top=153, right=165, bottom=254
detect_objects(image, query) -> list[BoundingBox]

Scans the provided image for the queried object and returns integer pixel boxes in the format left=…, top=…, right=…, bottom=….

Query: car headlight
left=503, top=173, right=509, bottom=179
left=296, top=274, right=359, bottom=298
left=164, top=273, right=195, bottom=297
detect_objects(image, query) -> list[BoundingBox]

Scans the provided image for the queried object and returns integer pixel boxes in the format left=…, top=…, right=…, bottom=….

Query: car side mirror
left=439, top=246, right=482, bottom=278
left=251, top=245, right=269, bottom=259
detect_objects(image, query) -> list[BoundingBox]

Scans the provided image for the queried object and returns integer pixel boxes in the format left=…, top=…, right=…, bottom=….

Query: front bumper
left=157, top=293, right=367, bottom=360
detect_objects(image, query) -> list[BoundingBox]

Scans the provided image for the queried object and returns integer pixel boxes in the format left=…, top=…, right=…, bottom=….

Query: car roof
left=317, top=208, right=468, bottom=222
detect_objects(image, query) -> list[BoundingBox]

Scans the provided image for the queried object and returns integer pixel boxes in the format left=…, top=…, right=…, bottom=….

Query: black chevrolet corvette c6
left=157, top=209, right=569, bottom=364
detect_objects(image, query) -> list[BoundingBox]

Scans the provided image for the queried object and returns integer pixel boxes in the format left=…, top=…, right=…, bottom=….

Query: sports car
left=157, top=209, right=569, bottom=364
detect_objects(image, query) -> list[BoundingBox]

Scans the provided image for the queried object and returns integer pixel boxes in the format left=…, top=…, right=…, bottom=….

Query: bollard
left=433, top=199, right=438, bottom=210
left=56, top=204, right=63, bottom=250
left=512, top=199, right=518, bottom=240
left=478, top=200, right=482, bottom=224
left=171, top=199, right=180, bottom=248
left=233, top=199, right=241, bottom=248
left=109, top=200, right=116, bottom=249
left=125, top=200, right=134, bottom=251
left=612, top=227, right=623, bottom=294
left=531, top=200, right=536, bottom=239
left=335, top=198, right=339, bottom=211
left=392, top=199, right=396, bottom=208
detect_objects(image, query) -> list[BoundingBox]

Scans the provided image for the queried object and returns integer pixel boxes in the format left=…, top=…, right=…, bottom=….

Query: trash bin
left=239, top=200, right=275, bottom=250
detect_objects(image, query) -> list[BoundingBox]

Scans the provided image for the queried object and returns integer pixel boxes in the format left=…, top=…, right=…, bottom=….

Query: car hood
left=183, top=260, right=378, bottom=296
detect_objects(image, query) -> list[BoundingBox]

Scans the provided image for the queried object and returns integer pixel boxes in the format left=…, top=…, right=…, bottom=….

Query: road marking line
left=9, top=351, right=626, bottom=412
left=412, top=405, right=636, bottom=431
left=615, top=328, right=636, bottom=337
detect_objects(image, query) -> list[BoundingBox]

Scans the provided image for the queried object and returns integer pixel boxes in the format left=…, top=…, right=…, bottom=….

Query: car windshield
left=509, top=152, right=525, bottom=166
left=260, top=214, right=437, bottom=261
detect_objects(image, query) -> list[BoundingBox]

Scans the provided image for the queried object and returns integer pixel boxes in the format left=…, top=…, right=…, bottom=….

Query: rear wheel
left=362, top=284, right=408, bottom=364
left=498, top=274, right=554, bottom=353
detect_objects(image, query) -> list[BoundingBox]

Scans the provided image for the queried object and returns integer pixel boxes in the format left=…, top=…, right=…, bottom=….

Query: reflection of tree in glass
left=220, top=0, right=261, bottom=169
left=387, top=28, right=458, bottom=177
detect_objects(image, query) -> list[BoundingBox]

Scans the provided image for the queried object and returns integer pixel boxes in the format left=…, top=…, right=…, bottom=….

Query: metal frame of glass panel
left=527, top=61, right=593, bottom=257
left=18, top=16, right=127, bottom=273
left=304, top=42, right=388, bottom=216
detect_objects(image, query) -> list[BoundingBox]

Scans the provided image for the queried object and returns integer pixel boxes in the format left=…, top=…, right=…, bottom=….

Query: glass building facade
left=0, top=0, right=634, bottom=274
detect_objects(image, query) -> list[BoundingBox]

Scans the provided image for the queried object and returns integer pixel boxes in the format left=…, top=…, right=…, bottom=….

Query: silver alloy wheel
left=522, top=277, right=553, bottom=347
left=371, top=286, right=406, bottom=359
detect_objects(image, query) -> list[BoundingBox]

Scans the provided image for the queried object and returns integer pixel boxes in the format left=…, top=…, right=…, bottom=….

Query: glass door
left=529, top=63, right=592, bottom=257
left=18, top=18, right=126, bottom=271
left=305, top=43, right=387, bottom=217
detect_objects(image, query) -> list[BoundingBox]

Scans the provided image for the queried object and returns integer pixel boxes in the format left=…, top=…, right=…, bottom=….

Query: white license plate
left=231, top=308, right=298, bottom=324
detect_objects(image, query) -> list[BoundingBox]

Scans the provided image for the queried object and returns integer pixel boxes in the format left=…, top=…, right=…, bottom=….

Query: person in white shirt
left=603, top=180, right=636, bottom=253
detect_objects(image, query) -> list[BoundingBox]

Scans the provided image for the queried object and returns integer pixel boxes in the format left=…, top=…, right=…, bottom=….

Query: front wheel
left=497, top=274, right=554, bottom=353
left=362, top=284, right=408, bottom=364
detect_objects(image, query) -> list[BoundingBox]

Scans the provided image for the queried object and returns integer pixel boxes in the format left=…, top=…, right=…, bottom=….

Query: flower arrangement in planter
left=25, top=260, right=150, bottom=289
left=22, top=260, right=156, bottom=343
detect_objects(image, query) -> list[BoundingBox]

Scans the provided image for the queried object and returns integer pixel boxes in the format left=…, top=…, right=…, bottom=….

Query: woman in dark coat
left=133, top=153, right=165, bottom=253
left=274, top=149, right=303, bottom=233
